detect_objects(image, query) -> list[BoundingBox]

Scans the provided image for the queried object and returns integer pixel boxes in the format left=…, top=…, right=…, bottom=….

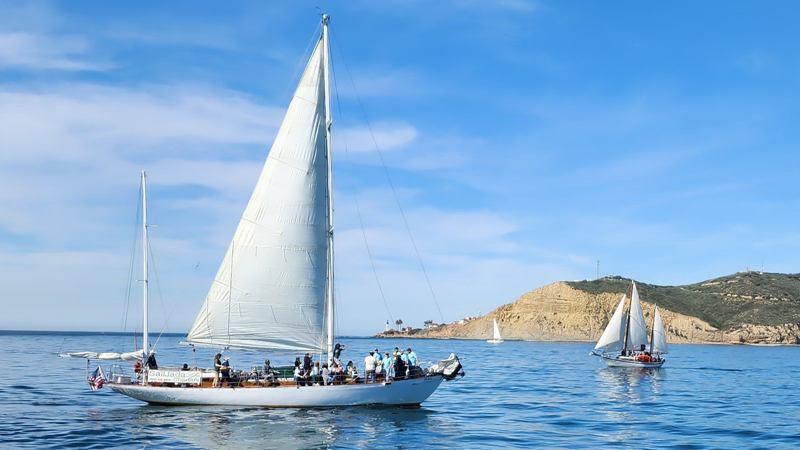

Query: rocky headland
left=377, top=272, right=800, bottom=345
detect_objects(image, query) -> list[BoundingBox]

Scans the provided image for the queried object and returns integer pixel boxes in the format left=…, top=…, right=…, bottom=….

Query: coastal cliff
left=381, top=272, right=800, bottom=345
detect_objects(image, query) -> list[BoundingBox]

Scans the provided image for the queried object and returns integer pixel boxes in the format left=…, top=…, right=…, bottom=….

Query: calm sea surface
left=1, top=331, right=799, bottom=449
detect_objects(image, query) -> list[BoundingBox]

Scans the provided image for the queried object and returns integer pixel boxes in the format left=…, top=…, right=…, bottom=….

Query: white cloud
left=0, top=85, right=282, bottom=163
left=0, top=32, right=109, bottom=71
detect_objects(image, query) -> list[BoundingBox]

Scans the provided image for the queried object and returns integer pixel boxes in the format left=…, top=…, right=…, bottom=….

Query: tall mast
left=622, top=282, right=631, bottom=353
left=649, top=306, right=656, bottom=353
left=141, top=170, right=149, bottom=385
left=322, top=14, right=335, bottom=364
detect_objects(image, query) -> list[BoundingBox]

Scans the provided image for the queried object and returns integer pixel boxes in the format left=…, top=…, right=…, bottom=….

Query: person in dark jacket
left=393, top=350, right=406, bottom=380
left=145, top=350, right=158, bottom=369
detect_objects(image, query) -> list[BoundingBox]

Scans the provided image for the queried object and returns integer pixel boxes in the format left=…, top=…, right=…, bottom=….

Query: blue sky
left=0, top=1, right=798, bottom=336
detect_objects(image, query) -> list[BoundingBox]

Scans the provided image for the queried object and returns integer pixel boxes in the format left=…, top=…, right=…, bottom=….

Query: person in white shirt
left=321, top=363, right=331, bottom=385
left=364, top=351, right=377, bottom=382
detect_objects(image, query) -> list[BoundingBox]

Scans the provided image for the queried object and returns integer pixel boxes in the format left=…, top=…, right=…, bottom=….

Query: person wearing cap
left=372, top=348, right=382, bottom=367
left=213, top=353, right=223, bottom=387
left=293, top=363, right=305, bottom=387
left=393, top=349, right=406, bottom=380
left=303, top=352, right=313, bottom=373
left=145, top=350, right=158, bottom=370
left=220, top=356, right=232, bottom=387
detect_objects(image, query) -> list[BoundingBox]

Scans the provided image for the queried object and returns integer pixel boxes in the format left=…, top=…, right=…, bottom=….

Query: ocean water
left=1, top=332, right=799, bottom=449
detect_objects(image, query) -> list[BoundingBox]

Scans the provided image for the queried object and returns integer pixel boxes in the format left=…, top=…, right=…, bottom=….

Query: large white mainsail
left=651, top=306, right=669, bottom=354
left=594, top=294, right=627, bottom=353
left=492, top=319, right=502, bottom=341
left=626, top=282, right=648, bottom=350
left=185, top=36, right=330, bottom=353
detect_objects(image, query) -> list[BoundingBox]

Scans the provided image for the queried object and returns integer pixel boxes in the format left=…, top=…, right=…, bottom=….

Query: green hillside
left=567, top=272, right=800, bottom=330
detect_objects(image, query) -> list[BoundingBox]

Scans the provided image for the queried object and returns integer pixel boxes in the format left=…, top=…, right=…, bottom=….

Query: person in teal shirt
left=382, top=352, right=393, bottom=380
left=407, top=348, right=418, bottom=367
left=372, top=348, right=382, bottom=368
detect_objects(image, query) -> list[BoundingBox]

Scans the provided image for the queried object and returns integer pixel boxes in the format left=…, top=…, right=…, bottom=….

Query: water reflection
left=596, top=367, right=666, bottom=403
left=104, top=404, right=449, bottom=449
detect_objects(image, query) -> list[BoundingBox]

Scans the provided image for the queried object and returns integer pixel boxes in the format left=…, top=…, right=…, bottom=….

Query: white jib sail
left=651, top=307, right=669, bottom=354
left=185, top=36, right=329, bottom=352
left=627, top=282, right=649, bottom=350
left=492, top=319, right=502, bottom=340
left=594, top=294, right=627, bottom=353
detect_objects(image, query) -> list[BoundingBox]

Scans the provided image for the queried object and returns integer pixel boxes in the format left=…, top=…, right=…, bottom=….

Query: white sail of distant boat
left=591, top=281, right=666, bottom=368
left=593, top=295, right=626, bottom=354
left=62, top=15, right=463, bottom=407
left=650, top=307, right=669, bottom=355
left=627, top=282, right=648, bottom=351
left=487, top=318, right=504, bottom=344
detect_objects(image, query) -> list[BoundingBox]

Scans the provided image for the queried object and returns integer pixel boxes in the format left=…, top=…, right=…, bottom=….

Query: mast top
left=322, top=14, right=329, bottom=25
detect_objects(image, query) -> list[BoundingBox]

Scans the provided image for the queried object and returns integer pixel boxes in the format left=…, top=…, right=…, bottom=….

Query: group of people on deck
left=364, top=347, right=420, bottom=382
left=289, top=344, right=422, bottom=386
left=620, top=345, right=663, bottom=363
left=196, top=342, right=422, bottom=388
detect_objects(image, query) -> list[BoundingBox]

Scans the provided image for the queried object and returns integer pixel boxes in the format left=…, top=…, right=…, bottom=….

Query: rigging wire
left=330, top=29, right=448, bottom=327
left=120, top=181, right=143, bottom=335
left=329, top=38, right=396, bottom=328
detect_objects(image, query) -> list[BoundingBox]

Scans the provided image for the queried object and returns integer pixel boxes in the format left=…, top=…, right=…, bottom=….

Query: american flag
left=89, top=366, right=106, bottom=391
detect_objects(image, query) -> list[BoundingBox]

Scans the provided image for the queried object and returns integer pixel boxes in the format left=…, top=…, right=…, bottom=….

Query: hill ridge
left=386, top=272, right=800, bottom=345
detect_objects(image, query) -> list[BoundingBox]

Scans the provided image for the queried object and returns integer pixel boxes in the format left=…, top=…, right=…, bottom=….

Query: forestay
left=185, top=36, right=330, bottom=352
left=627, top=282, right=648, bottom=350
left=594, top=295, right=627, bottom=353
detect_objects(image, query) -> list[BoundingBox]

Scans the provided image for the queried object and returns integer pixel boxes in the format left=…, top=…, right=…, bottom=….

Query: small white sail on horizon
left=487, top=318, right=504, bottom=343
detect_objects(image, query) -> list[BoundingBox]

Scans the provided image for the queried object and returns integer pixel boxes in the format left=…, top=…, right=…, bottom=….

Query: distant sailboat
left=591, top=281, right=667, bottom=368
left=487, top=318, right=504, bottom=344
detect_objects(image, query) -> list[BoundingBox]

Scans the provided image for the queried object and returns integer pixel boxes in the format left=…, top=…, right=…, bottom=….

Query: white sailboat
left=64, top=15, right=462, bottom=407
left=487, top=318, right=504, bottom=344
left=591, top=281, right=667, bottom=368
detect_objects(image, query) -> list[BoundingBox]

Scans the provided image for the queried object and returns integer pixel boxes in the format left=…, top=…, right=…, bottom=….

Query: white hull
left=594, top=353, right=665, bottom=369
left=486, top=339, right=504, bottom=344
left=108, top=376, right=444, bottom=407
